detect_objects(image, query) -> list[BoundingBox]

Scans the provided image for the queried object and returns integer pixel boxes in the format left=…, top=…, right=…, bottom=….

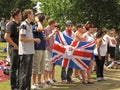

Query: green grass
left=1, top=42, right=120, bottom=90
left=0, top=42, right=63, bottom=90
left=0, top=42, right=89, bottom=90
left=0, top=42, right=10, bottom=90
left=0, top=42, right=7, bottom=60
left=0, top=42, right=105, bottom=90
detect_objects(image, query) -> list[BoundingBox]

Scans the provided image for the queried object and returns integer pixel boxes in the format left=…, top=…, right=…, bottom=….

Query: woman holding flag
left=74, top=23, right=87, bottom=84
left=83, top=22, right=97, bottom=84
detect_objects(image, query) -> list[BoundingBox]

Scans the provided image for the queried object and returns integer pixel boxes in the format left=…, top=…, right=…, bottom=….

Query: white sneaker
left=31, top=84, right=40, bottom=90
left=101, top=77, right=107, bottom=81
left=49, top=79, right=55, bottom=85
left=42, top=83, right=50, bottom=89
left=6, top=56, right=10, bottom=62
left=96, top=77, right=102, bottom=81
left=36, top=83, right=42, bottom=88
left=107, top=62, right=115, bottom=69
left=71, top=77, right=77, bottom=81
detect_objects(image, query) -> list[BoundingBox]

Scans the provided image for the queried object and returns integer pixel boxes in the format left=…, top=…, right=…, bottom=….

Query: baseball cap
left=76, top=24, right=83, bottom=29
left=65, top=20, right=72, bottom=26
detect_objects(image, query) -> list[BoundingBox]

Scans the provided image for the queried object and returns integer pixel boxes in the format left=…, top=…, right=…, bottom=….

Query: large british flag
left=51, top=31, right=95, bottom=70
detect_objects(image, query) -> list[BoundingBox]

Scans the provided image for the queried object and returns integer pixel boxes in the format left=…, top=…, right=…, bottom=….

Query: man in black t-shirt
left=4, top=8, right=22, bottom=90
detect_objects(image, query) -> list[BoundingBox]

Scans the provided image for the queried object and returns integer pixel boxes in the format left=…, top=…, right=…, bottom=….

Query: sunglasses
left=55, top=26, right=60, bottom=28
left=67, top=24, right=72, bottom=27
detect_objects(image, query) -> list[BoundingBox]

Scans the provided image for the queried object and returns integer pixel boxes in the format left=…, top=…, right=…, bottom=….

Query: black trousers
left=19, top=54, right=33, bottom=90
left=95, top=55, right=105, bottom=78
left=9, top=47, right=20, bottom=90
left=61, top=67, right=73, bottom=82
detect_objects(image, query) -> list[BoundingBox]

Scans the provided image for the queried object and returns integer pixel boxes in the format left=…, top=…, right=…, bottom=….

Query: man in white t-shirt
left=19, top=9, right=40, bottom=90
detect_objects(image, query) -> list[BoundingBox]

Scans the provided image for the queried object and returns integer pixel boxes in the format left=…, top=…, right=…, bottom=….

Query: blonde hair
left=23, top=9, right=33, bottom=19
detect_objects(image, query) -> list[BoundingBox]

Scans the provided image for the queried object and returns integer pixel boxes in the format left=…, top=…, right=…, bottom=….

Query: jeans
left=61, top=67, right=73, bottom=82
left=95, top=55, right=105, bottom=78
left=9, top=47, right=20, bottom=90
left=19, top=54, right=33, bottom=90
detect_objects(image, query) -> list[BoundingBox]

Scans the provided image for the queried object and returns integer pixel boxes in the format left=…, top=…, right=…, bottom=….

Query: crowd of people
left=3, top=8, right=120, bottom=90
left=0, top=18, right=9, bottom=42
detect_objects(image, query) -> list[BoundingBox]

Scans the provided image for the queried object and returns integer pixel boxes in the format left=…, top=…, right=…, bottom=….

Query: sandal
left=87, top=81, right=94, bottom=84
left=82, top=81, right=88, bottom=84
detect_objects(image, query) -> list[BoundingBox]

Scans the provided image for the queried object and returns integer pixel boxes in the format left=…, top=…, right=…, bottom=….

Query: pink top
left=44, top=26, right=54, bottom=52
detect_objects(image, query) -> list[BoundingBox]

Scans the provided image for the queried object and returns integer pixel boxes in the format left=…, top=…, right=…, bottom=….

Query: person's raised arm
left=35, top=17, right=44, bottom=32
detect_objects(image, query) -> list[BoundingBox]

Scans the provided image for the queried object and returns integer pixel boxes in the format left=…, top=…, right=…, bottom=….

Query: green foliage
left=38, top=0, right=120, bottom=31
left=39, top=0, right=73, bottom=30
left=70, top=0, right=118, bottom=27
left=0, top=0, right=33, bottom=19
left=0, top=0, right=120, bottom=30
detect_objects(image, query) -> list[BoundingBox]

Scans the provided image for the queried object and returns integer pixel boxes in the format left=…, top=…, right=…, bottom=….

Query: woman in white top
left=94, top=30, right=107, bottom=81
left=107, top=31, right=117, bottom=68
left=83, top=23, right=96, bottom=84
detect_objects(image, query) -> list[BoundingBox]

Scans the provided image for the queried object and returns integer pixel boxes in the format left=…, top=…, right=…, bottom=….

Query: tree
left=0, top=0, right=33, bottom=19
left=71, top=0, right=120, bottom=29
left=38, top=0, right=120, bottom=31
left=1, top=0, right=120, bottom=31
left=36, top=0, right=73, bottom=30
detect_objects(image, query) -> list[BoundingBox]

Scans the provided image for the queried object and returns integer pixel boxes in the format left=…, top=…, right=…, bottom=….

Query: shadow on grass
left=43, top=69, right=120, bottom=90
left=44, top=80, right=120, bottom=90
left=1, top=69, right=120, bottom=90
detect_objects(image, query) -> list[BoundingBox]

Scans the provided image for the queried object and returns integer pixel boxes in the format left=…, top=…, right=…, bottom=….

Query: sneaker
left=71, top=77, right=77, bottom=81
left=53, top=79, right=57, bottom=83
left=31, top=84, right=40, bottom=90
left=107, top=62, right=115, bottom=69
left=75, top=75, right=83, bottom=80
left=46, top=81, right=51, bottom=85
left=6, top=56, right=10, bottom=62
left=49, top=79, right=55, bottom=85
left=101, top=77, right=107, bottom=81
left=96, top=77, right=102, bottom=81
left=62, top=80, right=67, bottom=84
left=36, top=83, right=42, bottom=88
left=42, top=83, right=50, bottom=89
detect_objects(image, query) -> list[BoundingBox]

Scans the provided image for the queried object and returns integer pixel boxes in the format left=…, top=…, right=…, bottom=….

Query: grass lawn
left=0, top=42, right=7, bottom=60
left=0, top=42, right=62, bottom=90
left=0, top=42, right=95, bottom=90
left=1, top=42, right=120, bottom=90
left=0, top=42, right=10, bottom=90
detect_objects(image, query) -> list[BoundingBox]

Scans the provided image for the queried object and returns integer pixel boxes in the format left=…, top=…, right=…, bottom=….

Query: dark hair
left=85, top=22, right=95, bottom=30
left=10, top=8, right=21, bottom=18
left=48, top=18, right=55, bottom=25
left=23, top=9, right=33, bottom=20
left=55, top=23, right=61, bottom=29
left=76, top=24, right=82, bottom=29
left=37, top=13, right=45, bottom=23
left=96, top=29, right=106, bottom=38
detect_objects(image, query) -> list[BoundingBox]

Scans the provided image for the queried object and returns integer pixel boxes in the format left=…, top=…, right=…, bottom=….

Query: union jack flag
left=51, top=31, right=95, bottom=70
